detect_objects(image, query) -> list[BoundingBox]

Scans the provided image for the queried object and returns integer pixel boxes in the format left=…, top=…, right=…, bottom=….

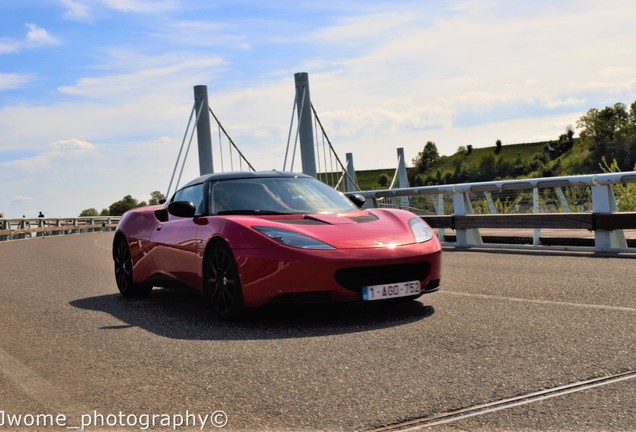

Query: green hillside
left=354, top=138, right=592, bottom=191
left=353, top=100, right=636, bottom=191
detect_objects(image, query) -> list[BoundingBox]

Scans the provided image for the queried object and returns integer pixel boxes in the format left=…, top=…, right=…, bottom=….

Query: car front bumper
left=233, top=240, right=442, bottom=308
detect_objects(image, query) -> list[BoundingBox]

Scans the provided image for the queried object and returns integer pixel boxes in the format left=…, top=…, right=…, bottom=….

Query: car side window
left=172, top=183, right=207, bottom=216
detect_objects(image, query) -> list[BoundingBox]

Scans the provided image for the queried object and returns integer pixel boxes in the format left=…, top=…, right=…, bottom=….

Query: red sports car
left=113, top=171, right=441, bottom=319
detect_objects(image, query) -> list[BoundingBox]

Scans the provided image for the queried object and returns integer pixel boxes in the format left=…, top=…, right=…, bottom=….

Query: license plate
left=362, top=280, right=421, bottom=301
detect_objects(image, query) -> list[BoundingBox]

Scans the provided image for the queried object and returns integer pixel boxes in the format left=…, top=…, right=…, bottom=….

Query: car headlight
left=253, top=226, right=335, bottom=250
left=409, top=217, right=434, bottom=243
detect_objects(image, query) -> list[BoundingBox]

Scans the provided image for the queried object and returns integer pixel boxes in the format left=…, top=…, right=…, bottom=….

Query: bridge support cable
left=310, top=103, right=360, bottom=192
left=166, top=99, right=204, bottom=198
left=208, top=107, right=255, bottom=172
left=286, top=72, right=359, bottom=191
left=283, top=95, right=298, bottom=171
left=217, top=124, right=224, bottom=171
left=176, top=100, right=206, bottom=192
left=283, top=87, right=307, bottom=172
left=168, top=87, right=255, bottom=199
left=314, top=113, right=322, bottom=179
left=314, top=114, right=336, bottom=188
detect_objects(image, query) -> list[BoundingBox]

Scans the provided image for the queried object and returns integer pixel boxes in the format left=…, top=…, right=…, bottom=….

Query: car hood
left=251, top=209, right=419, bottom=249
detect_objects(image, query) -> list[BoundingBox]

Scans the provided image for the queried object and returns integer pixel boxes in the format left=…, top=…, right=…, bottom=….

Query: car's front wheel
left=113, top=236, right=152, bottom=297
left=204, top=241, right=245, bottom=320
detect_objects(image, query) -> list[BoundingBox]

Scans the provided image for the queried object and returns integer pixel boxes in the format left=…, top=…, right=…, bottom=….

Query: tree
left=566, top=125, right=575, bottom=143
left=466, top=144, right=473, bottom=156
left=496, top=156, right=513, bottom=179
left=377, top=174, right=389, bottom=187
left=412, top=141, right=440, bottom=173
left=100, top=208, right=110, bottom=216
left=555, top=125, right=575, bottom=155
left=495, top=139, right=502, bottom=154
left=513, top=153, right=525, bottom=177
left=79, top=208, right=99, bottom=217
left=478, top=153, right=497, bottom=181
left=149, top=190, right=166, bottom=205
left=577, top=102, right=634, bottom=170
left=109, top=195, right=140, bottom=216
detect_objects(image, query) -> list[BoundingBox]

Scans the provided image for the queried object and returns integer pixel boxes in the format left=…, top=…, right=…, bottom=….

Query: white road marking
left=373, top=370, right=636, bottom=431
left=440, top=290, right=636, bottom=313
left=93, top=235, right=112, bottom=252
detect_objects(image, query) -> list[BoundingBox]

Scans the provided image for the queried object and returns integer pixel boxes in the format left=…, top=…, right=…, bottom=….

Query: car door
left=149, top=182, right=208, bottom=288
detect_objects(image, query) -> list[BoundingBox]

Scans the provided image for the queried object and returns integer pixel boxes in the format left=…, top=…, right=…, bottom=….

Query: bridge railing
left=4, top=172, right=636, bottom=252
left=350, top=171, right=636, bottom=252
left=0, top=217, right=121, bottom=241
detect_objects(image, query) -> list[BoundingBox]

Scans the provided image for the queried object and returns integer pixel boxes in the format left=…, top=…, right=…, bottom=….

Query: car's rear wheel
left=113, top=236, right=152, bottom=297
left=204, top=241, right=245, bottom=320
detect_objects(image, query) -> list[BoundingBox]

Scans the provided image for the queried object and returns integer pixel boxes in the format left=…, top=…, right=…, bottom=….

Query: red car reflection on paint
left=113, top=171, right=441, bottom=320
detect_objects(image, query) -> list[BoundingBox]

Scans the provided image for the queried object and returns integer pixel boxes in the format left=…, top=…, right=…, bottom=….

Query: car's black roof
left=182, top=170, right=311, bottom=188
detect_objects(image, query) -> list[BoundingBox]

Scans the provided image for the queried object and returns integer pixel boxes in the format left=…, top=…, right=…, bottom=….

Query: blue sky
left=1, top=0, right=636, bottom=218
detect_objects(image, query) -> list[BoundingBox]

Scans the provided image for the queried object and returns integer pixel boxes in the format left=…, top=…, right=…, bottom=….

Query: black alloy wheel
left=113, top=237, right=151, bottom=297
left=204, top=242, right=245, bottom=320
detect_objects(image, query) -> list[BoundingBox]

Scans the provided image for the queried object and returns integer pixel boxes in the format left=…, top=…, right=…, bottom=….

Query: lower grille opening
left=335, top=261, right=430, bottom=292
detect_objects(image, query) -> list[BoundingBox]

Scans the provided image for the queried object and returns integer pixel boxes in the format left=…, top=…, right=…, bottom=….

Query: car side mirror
left=348, top=194, right=366, bottom=208
left=168, top=201, right=196, bottom=218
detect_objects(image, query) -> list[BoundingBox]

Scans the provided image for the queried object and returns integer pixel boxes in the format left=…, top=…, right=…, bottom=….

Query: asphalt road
left=1, top=232, right=635, bottom=431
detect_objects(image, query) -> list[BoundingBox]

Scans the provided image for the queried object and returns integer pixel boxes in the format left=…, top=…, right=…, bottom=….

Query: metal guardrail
left=3, top=172, right=636, bottom=252
left=351, top=171, right=636, bottom=252
left=0, top=217, right=121, bottom=241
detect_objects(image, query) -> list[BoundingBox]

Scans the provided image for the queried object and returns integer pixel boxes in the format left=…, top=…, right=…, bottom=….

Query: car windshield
left=211, top=177, right=358, bottom=215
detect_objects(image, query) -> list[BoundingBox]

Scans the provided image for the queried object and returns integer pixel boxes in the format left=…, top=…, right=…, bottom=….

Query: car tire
left=113, top=236, right=152, bottom=297
left=204, top=241, right=245, bottom=321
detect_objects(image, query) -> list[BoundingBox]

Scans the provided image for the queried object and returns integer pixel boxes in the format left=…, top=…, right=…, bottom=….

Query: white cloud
left=545, top=97, right=587, bottom=109
left=61, top=0, right=92, bottom=21
left=310, top=10, right=419, bottom=46
left=0, top=40, right=19, bottom=54
left=151, top=20, right=250, bottom=49
left=2, top=138, right=98, bottom=172
left=25, top=24, right=60, bottom=47
left=57, top=56, right=225, bottom=100
left=102, top=0, right=179, bottom=13
left=0, top=24, right=59, bottom=55
left=305, top=0, right=636, bottom=116
left=0, top=73, right=32, bottom=91
left=0, top=51, right=225, bottom=155
left=50, top=138, right=96, bottom=152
